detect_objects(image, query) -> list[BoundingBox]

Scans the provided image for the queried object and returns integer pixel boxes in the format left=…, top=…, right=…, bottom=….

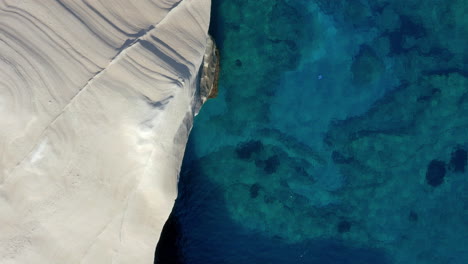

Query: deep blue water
left=156, top=0, right=467, bottom=263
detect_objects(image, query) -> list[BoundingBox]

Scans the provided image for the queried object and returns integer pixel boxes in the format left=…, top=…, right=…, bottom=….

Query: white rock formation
left=0, top=0, right=211, bottom=263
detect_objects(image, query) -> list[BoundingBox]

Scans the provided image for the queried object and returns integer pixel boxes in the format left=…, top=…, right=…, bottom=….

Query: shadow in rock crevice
left=154, top=213, right=183, bottom=264
left=154, top=130, right=200, bottom=264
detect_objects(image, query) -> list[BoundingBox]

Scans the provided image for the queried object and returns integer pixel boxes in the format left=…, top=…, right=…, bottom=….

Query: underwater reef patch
left=449, top=147, right=467, bottom=173
left=264, top=155, right=280, bottom=174
left=207, top=0, right=316, bottom=131
left=337, top=220, right=352, bottom=234
left=408, top=211, right=418, bottom=222
left=235, top=140, right=263, bottom=160
left=324, top=71, right=467, bottom=258
left=425, top=160, right=446, bottom=187
left=249, top=183, right=261, bottom=199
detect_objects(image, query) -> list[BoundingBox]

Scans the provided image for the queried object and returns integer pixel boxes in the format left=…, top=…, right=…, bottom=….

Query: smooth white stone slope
left=0, top=0, right=210, bottom=263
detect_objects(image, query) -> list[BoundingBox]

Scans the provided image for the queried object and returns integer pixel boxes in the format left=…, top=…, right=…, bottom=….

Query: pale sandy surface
left=0, top=0, right=210, bottom=263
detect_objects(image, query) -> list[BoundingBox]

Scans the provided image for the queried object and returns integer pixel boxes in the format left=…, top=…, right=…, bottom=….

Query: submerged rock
left=264, top=155, right=280, bottom=174
left=337, top=220, right=352, bottom=233
left=250, top=183, right=261, bottom=198
left=408, top=211, right=419, bottom=222
left=235, top=140, right=264, bottom=160
left=450, top=147, right=467, bottom=173
left=426, top=160, right=446, bottom=187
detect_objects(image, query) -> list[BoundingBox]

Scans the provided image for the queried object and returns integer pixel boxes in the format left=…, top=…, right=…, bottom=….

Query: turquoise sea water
left=156, top=0, right=467, bottom=263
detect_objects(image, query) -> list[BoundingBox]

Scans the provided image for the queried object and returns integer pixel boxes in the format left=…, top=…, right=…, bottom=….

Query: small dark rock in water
left=388, top=15, right=426, bottom=55
left=337, top=220, right=352, bottom=233
left=450, top=148, right=467, bottom=173
left=426, top=160, right=446, bottom=187
left=250, top=183, right=260, bottom=198
left=264, top=155, right=280, bottom=174
left=254, top=159, right=264, bottom=168
left=331, top=151, right=353, bottom=164
left=264, top=195, right=275, bottom=204
left=235, top=140, right=263, bottom=160
left=409, top=211, right=418, bottom=222
left=273, top=235, right=284, bottom=240
left=235, top=59, right=242, bottom=67
left=417, top=88, right=441, bottom=102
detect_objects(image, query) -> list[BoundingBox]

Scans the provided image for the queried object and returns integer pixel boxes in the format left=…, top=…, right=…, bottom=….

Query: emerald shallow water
left=157, top=0, right=467, bottom=263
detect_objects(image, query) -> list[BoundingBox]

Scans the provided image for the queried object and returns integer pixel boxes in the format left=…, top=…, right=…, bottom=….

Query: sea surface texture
left=160, top=0, right=468, bottom=263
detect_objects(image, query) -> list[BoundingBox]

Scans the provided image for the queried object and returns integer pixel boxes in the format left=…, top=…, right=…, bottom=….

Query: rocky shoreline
left=199, top=35, right=220, bottom=104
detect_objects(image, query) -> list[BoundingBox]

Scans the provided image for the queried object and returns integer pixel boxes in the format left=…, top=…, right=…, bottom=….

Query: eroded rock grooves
left=154, top=34, right=219, bottom=264
left=0, top=0, right=211, bottom=263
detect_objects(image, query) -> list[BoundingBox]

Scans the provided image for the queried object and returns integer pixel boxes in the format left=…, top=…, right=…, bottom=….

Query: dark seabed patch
left=426, top=160, right=446, bottom=187
left=450, top=147, right=467, bottom=173
left=156, top=146, right=391, bottom=264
